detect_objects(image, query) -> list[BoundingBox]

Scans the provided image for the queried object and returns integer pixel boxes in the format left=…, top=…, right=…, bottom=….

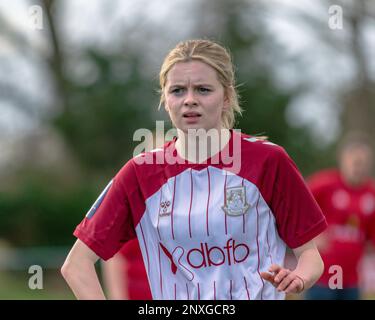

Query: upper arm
left=101, top=251, right=128, bottom=300
left=65, top=239, right=101, bottom=267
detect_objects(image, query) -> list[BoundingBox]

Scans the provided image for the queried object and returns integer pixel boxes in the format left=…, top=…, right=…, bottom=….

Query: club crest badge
left=222, top=186, right=250, bottom=216
left=159, top=200, right=171, bottom=217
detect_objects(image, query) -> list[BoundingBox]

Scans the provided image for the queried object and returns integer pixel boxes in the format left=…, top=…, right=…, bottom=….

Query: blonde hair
left=158, top=39, right=242, bottom=129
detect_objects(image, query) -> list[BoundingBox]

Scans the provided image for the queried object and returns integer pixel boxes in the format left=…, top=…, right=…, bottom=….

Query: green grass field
left=1, top=270, right=374, bottom=300
left=0, top=270, right=75, bottom=300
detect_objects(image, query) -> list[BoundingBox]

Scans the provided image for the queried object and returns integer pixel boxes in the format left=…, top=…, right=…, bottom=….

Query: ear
left=223, top=90, right=230, bottom=110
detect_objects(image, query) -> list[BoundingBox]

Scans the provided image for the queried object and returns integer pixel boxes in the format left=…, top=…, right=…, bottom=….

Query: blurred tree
left=52, top=50, right=156, bottom=173
left=0, top=0, right=158, bottom=246
left=272, top=0, right=375, bottom=165
left=191, top=0, right=336, bottom=175
left=41, top=0, right=156, bottom=174
left=340, top=0, right=375, bottom=153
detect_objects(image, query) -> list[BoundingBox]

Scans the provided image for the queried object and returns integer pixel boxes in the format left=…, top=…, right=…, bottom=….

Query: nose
left=183, top=89, right=198, bottom=107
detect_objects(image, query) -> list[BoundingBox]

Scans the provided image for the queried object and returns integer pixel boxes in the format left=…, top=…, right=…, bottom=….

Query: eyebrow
left=168, top=83, right=214, bottom=88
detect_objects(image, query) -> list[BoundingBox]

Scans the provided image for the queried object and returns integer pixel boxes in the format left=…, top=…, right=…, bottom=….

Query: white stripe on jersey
left=135, top=166, right=286, bottom=300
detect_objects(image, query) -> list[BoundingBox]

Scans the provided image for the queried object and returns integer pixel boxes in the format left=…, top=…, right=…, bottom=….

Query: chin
left=179, top=124, right=204, bottom=133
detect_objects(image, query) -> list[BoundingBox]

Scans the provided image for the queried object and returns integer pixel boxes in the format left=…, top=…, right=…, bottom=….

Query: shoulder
left=237, top=131, right=289, bottom=163
left=122, top=140, right=174, bottom=172
left=115, top=140, right=175, bottom=185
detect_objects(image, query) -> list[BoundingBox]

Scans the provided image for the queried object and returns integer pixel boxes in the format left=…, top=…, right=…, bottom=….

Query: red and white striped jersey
left=74, top=130, right=327, bottom=300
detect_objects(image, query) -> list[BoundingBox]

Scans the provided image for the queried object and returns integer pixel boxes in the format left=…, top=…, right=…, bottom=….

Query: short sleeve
left=267, top=147, right=328, bottom=249
left=73, top=162, right=137, bottom=260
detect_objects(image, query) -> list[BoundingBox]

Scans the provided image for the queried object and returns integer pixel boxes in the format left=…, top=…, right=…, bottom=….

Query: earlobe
left=223, top=97, right=230, bottom=110
left=223, top=89, right=230, bottom=110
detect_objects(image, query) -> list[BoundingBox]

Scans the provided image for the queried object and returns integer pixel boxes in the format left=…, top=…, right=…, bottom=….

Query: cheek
left=165, top=98, right=180, bottom=119
left=164, top=96, right=174, bottom=111
left=208, top=95, right=226, bottom=114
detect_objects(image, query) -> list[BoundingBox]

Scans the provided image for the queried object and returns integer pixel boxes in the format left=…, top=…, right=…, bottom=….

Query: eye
left=170, top=87, right=185, bottom=95
left=197, top=87, right=211, bottom=94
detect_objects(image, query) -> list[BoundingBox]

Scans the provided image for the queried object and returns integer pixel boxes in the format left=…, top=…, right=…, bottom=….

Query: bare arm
left=291, top=240, right=324, bottom=290
left=61, top=239, right=106, bottom=300
left=261, top=239, right=324, bottom=294
left=101, top=252, right=129, bottom=300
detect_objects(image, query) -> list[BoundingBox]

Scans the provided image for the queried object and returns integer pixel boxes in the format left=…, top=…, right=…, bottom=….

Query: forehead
left=166, top=60, right=220, bottom=85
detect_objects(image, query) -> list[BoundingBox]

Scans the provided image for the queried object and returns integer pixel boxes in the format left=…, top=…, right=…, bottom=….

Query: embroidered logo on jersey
left=360, top=193, right=375, bottom=215
left=159, top=200, right=171, bottom=217
left=86, top=179, right=113, bottom=219
left=332, top=189, right=350, bottom=210
left=346, top=214, right=359, bottom=228
left=222, top=186, right=250, bottom=216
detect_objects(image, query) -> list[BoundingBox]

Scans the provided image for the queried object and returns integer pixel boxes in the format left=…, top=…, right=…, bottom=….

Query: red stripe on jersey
left=158, top=244, right=163, bottom=297
left=174, top=283, right=177, bottom=300
left=139, top=222, right=150, bottom=276
left=214, top=281, right=216, bottom=300
left=244, top=277, right=250, bottom=300
left=186, top=283, right=189, bottom=300
left=266, top=209, right=274, bottom=265
left=188, top=169, right=193, bottom=238
left=206, top=167, right=211, bottom=237
left=224, top=171, right=228, bottom=235
left=256, top=194, right=265, bottom=299
left=171, top=176, right=177, bottom=240
left=230, top=279, right=233, bottom=300
left=242, top=178, right=245, bottom=233
left=157, top=189, right=162, bottom=240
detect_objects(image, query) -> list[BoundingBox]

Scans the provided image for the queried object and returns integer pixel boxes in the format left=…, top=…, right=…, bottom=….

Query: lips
left=183, top=112, right=202, bottom=118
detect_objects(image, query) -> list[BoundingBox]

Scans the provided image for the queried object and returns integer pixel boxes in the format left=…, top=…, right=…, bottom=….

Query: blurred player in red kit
left=102, top=239, right=152, bottom=300
left=305, top=133, right=375, bottom=299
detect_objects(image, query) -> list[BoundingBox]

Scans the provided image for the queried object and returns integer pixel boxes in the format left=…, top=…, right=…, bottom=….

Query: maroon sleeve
left=266, top=147, right=327, bottom=249
left=73, top=161, right=137, bottom=261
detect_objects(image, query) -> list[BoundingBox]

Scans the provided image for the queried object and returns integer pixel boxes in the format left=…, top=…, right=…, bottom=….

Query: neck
left=175, top=128, right=231, bottom=163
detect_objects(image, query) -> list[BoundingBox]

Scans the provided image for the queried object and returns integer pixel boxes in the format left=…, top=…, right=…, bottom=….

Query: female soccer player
left=61, top=39, right=327, bottom=300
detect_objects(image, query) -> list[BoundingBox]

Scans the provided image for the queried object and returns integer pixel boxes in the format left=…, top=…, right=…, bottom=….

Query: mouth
left=182, top=112, right=202, bottom=118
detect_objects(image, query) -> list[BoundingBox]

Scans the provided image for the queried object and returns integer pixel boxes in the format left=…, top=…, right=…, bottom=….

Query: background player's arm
left=102, top=252, right=129, bottom=300
left=61, top=239, right=106, bottom=299
left=261, top=240, right=324, bottom=294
